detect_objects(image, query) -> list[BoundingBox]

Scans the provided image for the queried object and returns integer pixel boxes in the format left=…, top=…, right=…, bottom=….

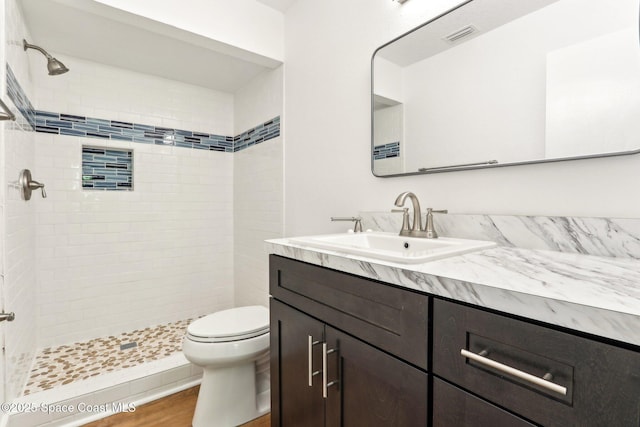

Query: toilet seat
left=186, top=306, right=269, bottom=343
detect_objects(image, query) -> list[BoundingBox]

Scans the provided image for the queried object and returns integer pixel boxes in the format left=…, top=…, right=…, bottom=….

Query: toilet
left=182, top=305, right=270, bottom=427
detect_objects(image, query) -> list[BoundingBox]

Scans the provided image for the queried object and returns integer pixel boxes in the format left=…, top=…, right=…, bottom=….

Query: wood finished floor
left=83, top=386, right=270, bottom=427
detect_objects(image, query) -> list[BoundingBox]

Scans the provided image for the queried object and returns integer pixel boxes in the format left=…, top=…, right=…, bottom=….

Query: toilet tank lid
left=187, top=305, right=269, bottom=339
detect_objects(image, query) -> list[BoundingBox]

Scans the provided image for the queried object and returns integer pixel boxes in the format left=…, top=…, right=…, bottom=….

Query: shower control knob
left=28, top=180, right=47, bottom=198
left=0, top=312, right=15, bottom=322
left=19, top=169, right=47, bottom=200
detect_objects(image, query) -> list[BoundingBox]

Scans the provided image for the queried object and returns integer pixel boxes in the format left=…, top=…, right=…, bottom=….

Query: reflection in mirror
left=372, top=0, right=640, bottom=176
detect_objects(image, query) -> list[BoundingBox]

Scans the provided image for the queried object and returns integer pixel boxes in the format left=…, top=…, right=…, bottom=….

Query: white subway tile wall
left=234, top=141, right=283, bottom=307
left=34, top=135, right=235, bottom=348
left=233, top=67, right=284, bottom=307
left=25, top=52, right=242, bottom=349
left=28, top=64, right=283, bottom=347
left=2, top=0, right=38, bottom=403
left=31, top=54, right=235, bottom=137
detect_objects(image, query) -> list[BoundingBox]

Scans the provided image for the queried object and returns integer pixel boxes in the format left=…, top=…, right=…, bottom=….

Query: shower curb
left=4, top=358, right=202, bottom=427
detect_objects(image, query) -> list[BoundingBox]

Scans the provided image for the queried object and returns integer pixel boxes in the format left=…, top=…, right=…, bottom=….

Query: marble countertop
left=266, top=236, right=640, bottom=347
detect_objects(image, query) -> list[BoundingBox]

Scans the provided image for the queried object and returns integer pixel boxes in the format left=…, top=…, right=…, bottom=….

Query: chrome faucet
left=394, top=192, right=424, bottom=237
left=393, top=191, right=447, bottom=238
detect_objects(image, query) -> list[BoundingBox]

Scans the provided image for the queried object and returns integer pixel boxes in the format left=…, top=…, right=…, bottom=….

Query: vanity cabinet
left=269, top=255, right=429, bottom=427
left=270, top=254, right=640, bottom=426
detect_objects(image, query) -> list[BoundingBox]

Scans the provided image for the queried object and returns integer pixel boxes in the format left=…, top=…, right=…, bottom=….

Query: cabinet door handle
left=460, top=349, right=567, bottom=396
left=322, top=342, right=339, bottom=398
left=308, top=335, right=321, bottom=386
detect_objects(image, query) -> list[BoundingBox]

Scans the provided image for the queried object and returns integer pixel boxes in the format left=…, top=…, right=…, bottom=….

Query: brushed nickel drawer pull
left=308, top=335, right=321, bottom=386
left=460, top=349, right=567, bottom=396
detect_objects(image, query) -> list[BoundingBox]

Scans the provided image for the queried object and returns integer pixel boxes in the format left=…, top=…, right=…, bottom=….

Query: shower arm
left=23, top=40, right=54, bottom=59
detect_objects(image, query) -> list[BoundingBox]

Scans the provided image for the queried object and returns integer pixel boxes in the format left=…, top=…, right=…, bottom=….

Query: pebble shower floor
left=23, top=318, right=193, bottom=395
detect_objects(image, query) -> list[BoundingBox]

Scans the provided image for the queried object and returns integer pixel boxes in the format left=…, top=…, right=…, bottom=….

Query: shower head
left=23, top=39, right=69, bottom=76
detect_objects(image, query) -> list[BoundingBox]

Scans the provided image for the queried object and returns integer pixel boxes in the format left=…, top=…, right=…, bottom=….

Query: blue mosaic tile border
left=82, top=146, right=133, bottom=190
left=6, top=63, right=280, bottom=153
left=373, top=141, right=400, bottom=160
left=6, top=65, right=36, bottom=130
left=35, top=111, right=280, bottom=153
left=234, top=116, right=280, bottom=152
left=36, top=111, right=235, bottom=152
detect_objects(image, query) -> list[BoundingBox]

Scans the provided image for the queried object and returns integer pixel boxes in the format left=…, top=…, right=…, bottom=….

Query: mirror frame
left=371, top=0, right=640, bottom=177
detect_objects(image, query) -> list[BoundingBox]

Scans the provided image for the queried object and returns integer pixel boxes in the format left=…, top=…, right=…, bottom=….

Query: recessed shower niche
left=81, top=146, right=133, bottom=190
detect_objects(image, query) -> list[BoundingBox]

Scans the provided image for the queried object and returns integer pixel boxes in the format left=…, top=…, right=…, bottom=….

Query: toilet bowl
left=182, top=305, right=270, bottom=427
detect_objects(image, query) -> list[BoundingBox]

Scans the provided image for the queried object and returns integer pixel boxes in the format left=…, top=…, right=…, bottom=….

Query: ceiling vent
left=444, top=24, right=478, bottom=44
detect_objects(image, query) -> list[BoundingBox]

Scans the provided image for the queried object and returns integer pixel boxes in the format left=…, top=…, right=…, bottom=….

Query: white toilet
left=182, top=305, right=270, bottom=427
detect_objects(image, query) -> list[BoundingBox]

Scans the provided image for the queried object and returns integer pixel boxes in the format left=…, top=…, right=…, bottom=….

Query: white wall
left=283, top=0, right=640, bottom=238
left=546, top=28, right=640, bottom=157
left=2, top=0, right=38, bottom=402
left=233, top=66, right=283, bottom=307
left=373, top=57, right=403, bottom=103
left=31, top=56, right=236, bottom=347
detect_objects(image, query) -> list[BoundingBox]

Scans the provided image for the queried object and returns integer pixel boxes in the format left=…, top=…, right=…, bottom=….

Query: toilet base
left=193, top=361, right=262, bottom=427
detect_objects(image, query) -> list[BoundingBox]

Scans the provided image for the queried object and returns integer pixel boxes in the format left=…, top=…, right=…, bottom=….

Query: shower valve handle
left=28, top=180, right=47, bottom=198
left=19, top=169, right=47, bottom=200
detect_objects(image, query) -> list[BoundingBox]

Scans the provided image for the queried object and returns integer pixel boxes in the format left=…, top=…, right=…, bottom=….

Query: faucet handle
left=331, top=216, right=363, bottom=233
left=29, top=180, right=47, bottom=198
left=391, top=208, right=410, bottom=233
left=424, top=208, right=448, bottom=238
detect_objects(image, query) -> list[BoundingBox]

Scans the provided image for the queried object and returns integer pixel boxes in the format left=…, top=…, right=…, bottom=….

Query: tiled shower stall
left=0, top=0, right=283, bottom=424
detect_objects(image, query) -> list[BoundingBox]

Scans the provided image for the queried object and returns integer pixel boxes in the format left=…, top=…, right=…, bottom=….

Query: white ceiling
left=19, top=0, right=282, bottom=93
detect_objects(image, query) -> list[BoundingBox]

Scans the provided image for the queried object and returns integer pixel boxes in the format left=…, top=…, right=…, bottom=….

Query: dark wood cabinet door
left=271, top=299, right=325, bottom=427
left=325, top=326, right=428, bottom=427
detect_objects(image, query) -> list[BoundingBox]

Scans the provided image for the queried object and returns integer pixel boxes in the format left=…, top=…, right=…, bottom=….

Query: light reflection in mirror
left=372, top=0, right=640, bottom=176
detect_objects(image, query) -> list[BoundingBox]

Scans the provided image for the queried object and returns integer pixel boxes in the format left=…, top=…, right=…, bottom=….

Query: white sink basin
left=289, top=232, right=496, bottom=264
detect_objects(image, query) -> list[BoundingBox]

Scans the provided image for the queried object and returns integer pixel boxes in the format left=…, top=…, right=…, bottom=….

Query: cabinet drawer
left=433, top=298, right=640, bottom=426
left=270, top=255, right=429, bottom=369
left=433, top=378, right=535, bottom=427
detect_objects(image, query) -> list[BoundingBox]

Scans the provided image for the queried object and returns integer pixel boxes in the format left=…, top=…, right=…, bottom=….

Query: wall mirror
left=372, top=0, right=640, bottom=176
